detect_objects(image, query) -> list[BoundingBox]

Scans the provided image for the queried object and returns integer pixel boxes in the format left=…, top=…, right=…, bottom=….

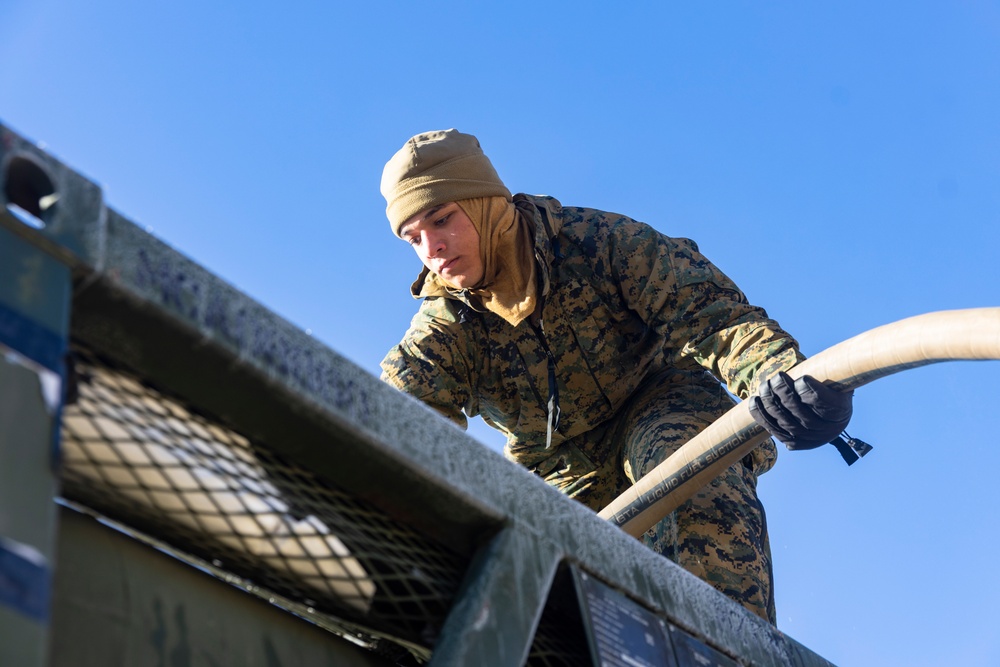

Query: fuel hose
left=598, top=308, right=1000, bottom=538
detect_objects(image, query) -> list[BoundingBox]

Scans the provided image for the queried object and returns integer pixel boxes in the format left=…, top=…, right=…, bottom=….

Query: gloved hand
left=748, top=372, right=853, bottom=450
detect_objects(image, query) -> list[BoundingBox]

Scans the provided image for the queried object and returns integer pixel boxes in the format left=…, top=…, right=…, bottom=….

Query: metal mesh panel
left=525, top=567, right=591, bottom=667
left=58, top=346, right=586, bottom=663
left=59, top=346, right=466, bottom=650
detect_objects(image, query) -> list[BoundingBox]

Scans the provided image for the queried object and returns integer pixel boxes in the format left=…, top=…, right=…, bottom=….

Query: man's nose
left=425, top=232, right=446, bottom=256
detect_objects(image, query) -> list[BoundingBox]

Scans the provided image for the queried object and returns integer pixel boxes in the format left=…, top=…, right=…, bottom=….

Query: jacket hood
left=409, top=194, right=564, bottom=310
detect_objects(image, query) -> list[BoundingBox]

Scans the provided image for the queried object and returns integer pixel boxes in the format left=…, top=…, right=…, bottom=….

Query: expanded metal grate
left=58, top=346, right=585, bottom=665
left=524, top=567, right=592, bottom=667
left=59, top=346, right=465, bottom=652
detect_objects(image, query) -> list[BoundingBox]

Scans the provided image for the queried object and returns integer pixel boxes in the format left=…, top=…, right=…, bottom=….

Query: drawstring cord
left=529, top=316, right=561, bottom=450
left=544, top=348, right=561, bottom=449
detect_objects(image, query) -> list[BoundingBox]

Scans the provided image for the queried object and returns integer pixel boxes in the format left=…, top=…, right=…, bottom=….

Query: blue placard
left=0, top=300, right=65, bottom=375
left=0, top=536, right=50, bottom=622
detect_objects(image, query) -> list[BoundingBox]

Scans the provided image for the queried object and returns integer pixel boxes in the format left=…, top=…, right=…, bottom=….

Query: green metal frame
left=0, top=119, right=834, bottom=667
left=0, top=217, right=71, bottom=666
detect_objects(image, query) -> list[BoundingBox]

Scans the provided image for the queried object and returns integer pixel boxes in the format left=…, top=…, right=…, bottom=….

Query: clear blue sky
left=4, top=2, right=999, bottom=664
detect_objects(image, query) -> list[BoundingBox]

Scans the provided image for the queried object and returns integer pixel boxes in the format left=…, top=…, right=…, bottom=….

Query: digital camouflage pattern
left=549, top=367, right=776, bottom=621
left=381, top=195, right=804, bottom=622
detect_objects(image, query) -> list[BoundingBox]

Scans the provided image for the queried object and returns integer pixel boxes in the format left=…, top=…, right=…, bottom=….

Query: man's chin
left=439, top=273, right=465, bottom=289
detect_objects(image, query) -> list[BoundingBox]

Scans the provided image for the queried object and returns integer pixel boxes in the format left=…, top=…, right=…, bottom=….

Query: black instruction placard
left=572, top=567, right=677, bottom=667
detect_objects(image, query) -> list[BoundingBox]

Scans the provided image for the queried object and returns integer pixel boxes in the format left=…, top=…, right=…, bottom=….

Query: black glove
left=749, top=372, right=853, bottom=450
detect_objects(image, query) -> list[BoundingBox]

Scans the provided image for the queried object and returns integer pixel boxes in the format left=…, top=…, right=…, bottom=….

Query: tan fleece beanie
left=381, top=129, right=511, bottom=236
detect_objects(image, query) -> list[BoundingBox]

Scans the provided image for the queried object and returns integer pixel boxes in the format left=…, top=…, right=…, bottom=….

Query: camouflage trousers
left=537, top=368, right=776, bottom=623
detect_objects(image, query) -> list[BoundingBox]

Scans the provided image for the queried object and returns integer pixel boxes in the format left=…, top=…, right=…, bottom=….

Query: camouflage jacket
left=381, top=195, right=803, bottom=471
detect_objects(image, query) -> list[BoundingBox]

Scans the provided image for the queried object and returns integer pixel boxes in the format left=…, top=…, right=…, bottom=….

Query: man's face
left=399, top=202, right=484, bottom=289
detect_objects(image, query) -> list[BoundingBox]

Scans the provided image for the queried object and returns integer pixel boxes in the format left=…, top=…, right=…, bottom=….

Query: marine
left=379, top=129, right=854, bottom=623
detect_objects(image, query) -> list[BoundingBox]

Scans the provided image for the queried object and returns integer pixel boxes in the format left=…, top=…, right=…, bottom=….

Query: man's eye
left=434, top=213, right=451, bottom=226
